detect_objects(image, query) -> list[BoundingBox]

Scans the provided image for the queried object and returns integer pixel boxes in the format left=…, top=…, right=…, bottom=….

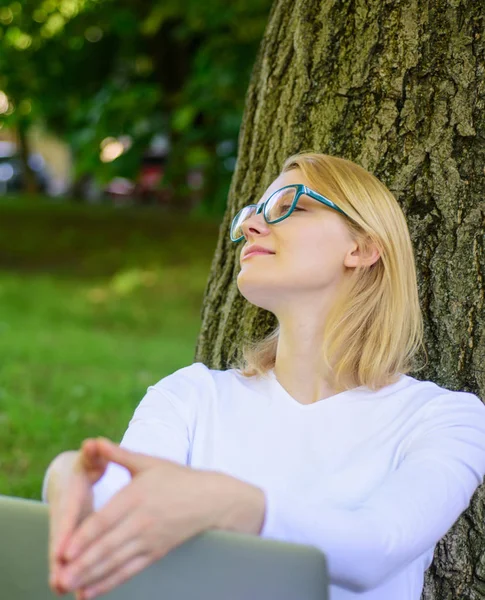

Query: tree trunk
left=194, top=0, right=485, bottom=597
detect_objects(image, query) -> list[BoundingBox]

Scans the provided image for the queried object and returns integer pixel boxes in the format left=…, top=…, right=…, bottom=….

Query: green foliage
left=0, top=0, right=273, bottom=214
left=0, top=0, right=115, bottom=132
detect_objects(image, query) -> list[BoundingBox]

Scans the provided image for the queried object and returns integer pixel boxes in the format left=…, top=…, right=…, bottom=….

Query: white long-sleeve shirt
left=42, top=362, right=485, bottom=600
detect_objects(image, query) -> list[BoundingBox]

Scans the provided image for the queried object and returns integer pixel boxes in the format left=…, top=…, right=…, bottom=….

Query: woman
left=43, top=153, right=485, bottom=600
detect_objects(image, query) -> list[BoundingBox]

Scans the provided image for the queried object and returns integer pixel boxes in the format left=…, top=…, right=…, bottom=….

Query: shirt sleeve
left=41, top=460, right=56, bottom=503
left=259, top=391, right=485, bottom=593
left=89, top=363, right=203, bottom=511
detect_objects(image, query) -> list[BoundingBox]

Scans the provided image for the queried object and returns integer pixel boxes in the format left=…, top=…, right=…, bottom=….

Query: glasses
left=230, top=184, right=353, bottom=242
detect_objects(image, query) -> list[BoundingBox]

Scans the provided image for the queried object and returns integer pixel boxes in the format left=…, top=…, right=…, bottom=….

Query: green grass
left=0, top=198, right=221, bottom=499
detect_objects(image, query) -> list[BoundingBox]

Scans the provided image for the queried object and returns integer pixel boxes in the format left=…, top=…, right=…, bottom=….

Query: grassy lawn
left=0, top=198, right=220, bottom=499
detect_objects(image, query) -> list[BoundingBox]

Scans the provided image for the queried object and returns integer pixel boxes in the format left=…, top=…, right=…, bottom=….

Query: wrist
left=203, top=471, right=266, bottom=535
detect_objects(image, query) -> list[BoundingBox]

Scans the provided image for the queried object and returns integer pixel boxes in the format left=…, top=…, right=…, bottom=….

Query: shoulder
left=145, top=362, right=247, bottom=413
left=150, top=362, right=257, bottom=392
left=395, top=374, right=484, bottom=413
left=422, top=386, right=485, bottom=428
left=143, top=362, right=216, bottom=413
left=150, top=362, right=270, bottom=416
left=386, top=375, right=485, bottom=445
left=150, top=361, right=217, bottom=391
left=149, top=361, right=241, bottom=396
left=389, top=380, right=485, bottom=494
left=399, top=377, right=485, bottom=452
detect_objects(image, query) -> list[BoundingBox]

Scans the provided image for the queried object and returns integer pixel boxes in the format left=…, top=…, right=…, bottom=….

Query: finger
left=57, top=511, right=143, bottom=590
left=59, top=534, right=142, bottom=592
left=52, top=473, right=91, bottom=561
left=61, top=480, right=135, bottom=562
left=80, top=439, right=109, bottom=471
left=49, top=509, right=61, bottom=573
left=79, top=554, right=152, bottom=600
left=52, top=549, right=82, bottom=594
left=79, top=438, right=97, bottom=462
left=92, top=438, right=159, bottom=475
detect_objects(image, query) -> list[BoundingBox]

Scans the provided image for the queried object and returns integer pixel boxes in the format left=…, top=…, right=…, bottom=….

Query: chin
left=236, top=276, right=281, bottom=312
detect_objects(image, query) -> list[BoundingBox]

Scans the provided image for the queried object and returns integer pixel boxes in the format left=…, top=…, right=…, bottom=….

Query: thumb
left=93, top=437, right=158, bottom=475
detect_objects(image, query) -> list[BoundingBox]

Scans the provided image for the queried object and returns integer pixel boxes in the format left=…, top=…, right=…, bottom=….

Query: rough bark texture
left=194, top=1, right=485, bottom=597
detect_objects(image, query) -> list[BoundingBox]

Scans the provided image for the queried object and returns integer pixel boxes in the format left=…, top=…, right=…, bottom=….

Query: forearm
left=260, top=487, right=381, bottom=592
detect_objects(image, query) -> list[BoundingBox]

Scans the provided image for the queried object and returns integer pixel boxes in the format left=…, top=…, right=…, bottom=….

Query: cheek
left=288, top=228, right=342, bottom=262
left=286, top=232, right=348, bottom=281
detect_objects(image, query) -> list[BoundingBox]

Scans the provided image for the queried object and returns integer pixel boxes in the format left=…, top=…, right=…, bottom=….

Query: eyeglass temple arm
left=303, top=186, right=351, bottom=218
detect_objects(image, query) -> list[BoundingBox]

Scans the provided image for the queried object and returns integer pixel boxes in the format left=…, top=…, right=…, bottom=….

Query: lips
left=244, top=251, right=273, bottom=259
left=242, top=245, right=275, bottom=259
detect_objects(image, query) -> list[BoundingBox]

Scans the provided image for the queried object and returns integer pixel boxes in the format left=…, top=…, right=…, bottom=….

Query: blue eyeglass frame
left=230, top=183, right=353, bottom=242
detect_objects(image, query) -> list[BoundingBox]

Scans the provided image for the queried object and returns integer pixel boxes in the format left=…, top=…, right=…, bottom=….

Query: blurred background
left=0, top=0, right=272, bottom=498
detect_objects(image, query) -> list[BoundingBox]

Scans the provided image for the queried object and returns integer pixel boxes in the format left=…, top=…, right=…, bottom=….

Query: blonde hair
left=229, top=152, right=428, bottom=393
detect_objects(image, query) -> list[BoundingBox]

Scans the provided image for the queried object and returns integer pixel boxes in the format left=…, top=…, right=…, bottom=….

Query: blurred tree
left=195, top=0, right=485, bottom=596
left=0, top=0, right=272, bottom=212
left=0, top=0, right=123, bottom=192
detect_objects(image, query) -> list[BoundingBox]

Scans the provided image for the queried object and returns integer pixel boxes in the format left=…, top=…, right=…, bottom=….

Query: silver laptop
left=0, top=494, right=329, bottom=600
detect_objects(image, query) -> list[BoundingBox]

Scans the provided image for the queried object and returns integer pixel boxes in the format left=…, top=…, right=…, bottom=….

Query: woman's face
left=236, top=169, right=358, bottom=314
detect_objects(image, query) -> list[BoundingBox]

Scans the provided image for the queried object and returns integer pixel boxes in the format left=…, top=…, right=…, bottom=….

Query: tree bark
left=194, top=1, right=485, bottom=597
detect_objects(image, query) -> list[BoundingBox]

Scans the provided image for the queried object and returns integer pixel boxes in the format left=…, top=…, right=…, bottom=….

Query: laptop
left=0, top=494, right=329, bottom=600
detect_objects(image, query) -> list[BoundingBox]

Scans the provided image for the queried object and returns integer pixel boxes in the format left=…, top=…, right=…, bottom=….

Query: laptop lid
left=0, top=495, right=329, bottom=600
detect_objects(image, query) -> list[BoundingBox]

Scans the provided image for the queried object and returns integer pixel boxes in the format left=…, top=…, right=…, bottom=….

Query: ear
left=344, top=241, right=380, bottom=268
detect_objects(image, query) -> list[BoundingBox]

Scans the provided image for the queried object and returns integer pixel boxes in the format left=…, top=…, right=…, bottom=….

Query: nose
left=240, top=206, right=270, bottom=239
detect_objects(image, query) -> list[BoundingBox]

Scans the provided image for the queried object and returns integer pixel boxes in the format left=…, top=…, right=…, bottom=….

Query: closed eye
left=280, top=205, right=305, bottom=212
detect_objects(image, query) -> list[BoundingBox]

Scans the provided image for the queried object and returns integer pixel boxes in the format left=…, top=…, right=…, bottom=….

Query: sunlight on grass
left=0, top=202, right=220, bottom=499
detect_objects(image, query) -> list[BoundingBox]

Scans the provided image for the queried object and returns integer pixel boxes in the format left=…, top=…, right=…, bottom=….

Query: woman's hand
left=53, top=438, right=253, bottom=600
left=48, top=440, right=110, bottom=597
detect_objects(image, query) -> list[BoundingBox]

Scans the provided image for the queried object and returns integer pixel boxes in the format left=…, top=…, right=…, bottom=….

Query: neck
left=273, top=319, right=336, bottom=405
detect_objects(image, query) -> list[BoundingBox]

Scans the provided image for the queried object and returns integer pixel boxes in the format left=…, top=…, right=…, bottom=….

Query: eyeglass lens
left=231, top=187, right=297, bottom=240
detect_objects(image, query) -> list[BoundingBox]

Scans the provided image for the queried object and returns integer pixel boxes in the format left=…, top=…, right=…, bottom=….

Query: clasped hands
left=50, top=438, right=266, bottom=600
